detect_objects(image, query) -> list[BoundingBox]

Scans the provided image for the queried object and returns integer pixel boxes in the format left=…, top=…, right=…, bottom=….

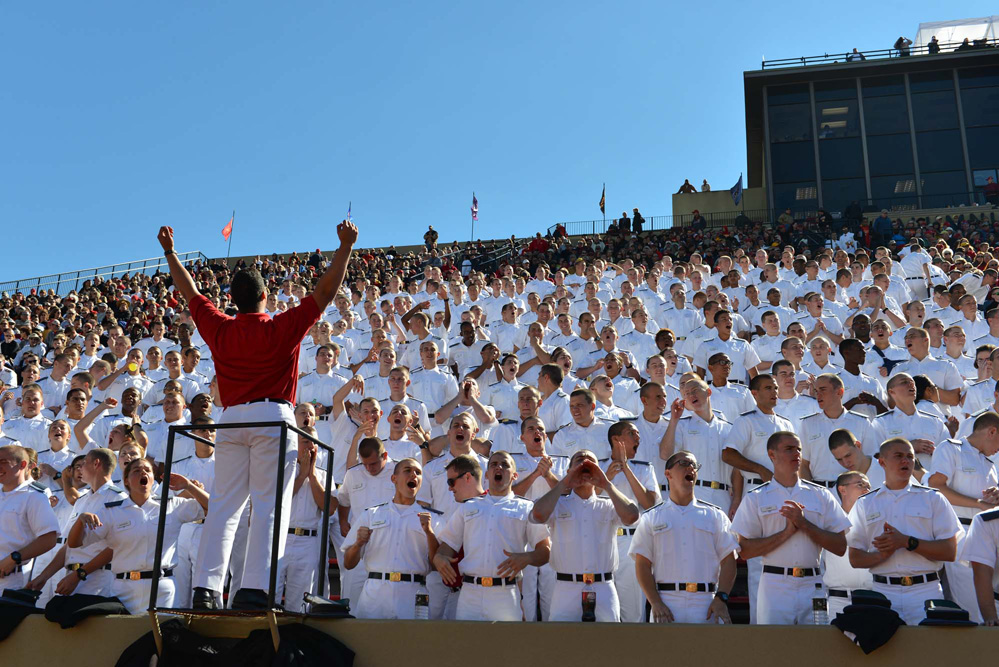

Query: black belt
left=994, top=591, right=999, bottom=601
left=368, top=572, right=425, bottom=584
left=462, top=575, right=516, bottom=587
left=748, top=477, right=765, bottom=485
left=0, top=565, right=23, bottom=575
left=873, top=572, right=939, bottom=586
left=828, top=589, right=849, bottom=598
left=243, top=398, right=293, bottom=407
left=906, top=276, right=928, bottom=281
left=56, top=537, right=66, bottom=544
left=556, top=572, right=613, bottom=583
left=616, top=527, right=637, bottom=536
left=960, top=517, right=973, bottom=526
left=288, top=527, right=318, bottom=537
left=656, top=582, right=716, bottom=593
left=813, top=479, right=837, bottom=489
left=695, top=479, right=730, bottom=491
left=116, top=568, right=174, bottom=581
left=67, top=563, right=111, bottom=572
left=763, top=565, right=821, bottom=578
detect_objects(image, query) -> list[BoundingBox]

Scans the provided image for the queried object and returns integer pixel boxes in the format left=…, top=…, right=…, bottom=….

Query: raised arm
left=310, top=221, right=359, bottom=311
left=157, top=227, right=200, bottom=303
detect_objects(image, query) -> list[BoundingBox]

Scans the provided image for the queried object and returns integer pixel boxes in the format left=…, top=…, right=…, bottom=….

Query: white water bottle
left=812, top=583, right=829, bottom=625
left=414, top=583, right=430, bottom=619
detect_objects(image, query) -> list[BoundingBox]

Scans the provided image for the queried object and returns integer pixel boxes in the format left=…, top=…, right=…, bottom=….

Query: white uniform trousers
left=826, top=589, right=854, bottom=618
left=31, top=547, right=61, bottom=606
left=758, top=572, right=822, bottom=625
left=174, top=522, right=204, bottom=608
left=746, top=556, right=762, bottom=624
left=56, top=567, right=114, bottom=600
left=549, top=580, right=620, bottom=622
left=520, top=563, right=555, bottom=621
left=226, top=505, right=251, bottom=607
left=655, top=590, right=716, bottom=624
left=193, top=402, right=297, bottom=594
left=944, top=558, right=982, bottom=624
left=0, top=570, right=26, bottom=592
left=277, top=533, right=320, bottom=613
left=112, top=575, right=176, bottom=615
left=614, top=533, right=643, bottom=622
left=426, top=571, right=458, bottom=619
left=354, top=579, right=423, bottom=619
left=872, top=579, right=943, bottom=626
left=329, top=518, right=344, bottom=597
left=340, top=557, right=367, bottom=609
left=457, top=581, right=522, bottom=621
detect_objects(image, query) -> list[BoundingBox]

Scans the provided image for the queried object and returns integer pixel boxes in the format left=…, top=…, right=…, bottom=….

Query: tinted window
left=822, top=178, right=867, bottom=212
left=916, top=130, right=965, bottom=172
left=772, top=181, right=818, bottom=212
left=867, top=134, right=914, bottom=176
left=816, top=100, right=860, bottom=139
left=960, top=87, right=999, bottom=127
left=958, top=66, right=999, bottom=89
left=770, top=141, right=816, bottom=183
left=909, top=70, right=954, bottom=93
left=920, top=171, right=970, bottom=207
left=966, top=127, right=999, bottom=170
left=911, top=90, right=959, bottom=131
left=814, top=79, right=857, bottom=102
left=769, top=103, right=812, bottom=142
left=862, top=95, right=909, bottom=135
left=862, top=75, right=906, bottom=97
left=871, top=175, right=918, bottom=209
left=768, top=84, right=810, bottom=105
left=819, top=137, right=864, bottom=180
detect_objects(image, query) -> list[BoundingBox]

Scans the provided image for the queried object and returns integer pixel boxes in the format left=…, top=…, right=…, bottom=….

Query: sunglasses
left=446, top=472, right=468, bottom=488
left=668, top=460, right=701, bottom=471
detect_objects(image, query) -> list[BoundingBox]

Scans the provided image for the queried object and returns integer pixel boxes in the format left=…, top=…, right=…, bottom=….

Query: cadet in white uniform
left=342, top=457, right=444, bottom=619
left=847, top=438, right=961, bottom=626
left=530, top=449, right=640, bottom=622
left=630, top=451, right=739, bottom=624
left=823, top=471, right=874, bottom=616
left=926, top=412, right=999, bottom=623
left=961, top=506, right=999, bottom=625
left=434, top=451, right=551, bottom=621
left=876, top=373, right=950, bottom=470
left=602, top=421, right=661, bottom=622
left=732, top=431, right=850, bottom=625
left=171, top=418, right=216, bottom=608
left=549, top=389, right=612, bottom=459
left=0, top=444, right=60, bottom=590
left=69, top=458, right=208, bottom=613
left=337, top=437, right=395, bottom=608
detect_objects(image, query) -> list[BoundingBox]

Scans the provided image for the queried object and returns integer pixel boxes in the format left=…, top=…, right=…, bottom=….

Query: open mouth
left=406, top=479, right=417, bottom=489
left=494, top=472, right=503, bottom=482
left=684, top=472, right=695, bottom=483
left=455, top=433, right=466, bottom=442
left=533, top=435, right=543, bottom=444
left=139, top=476, right=149, bottom=487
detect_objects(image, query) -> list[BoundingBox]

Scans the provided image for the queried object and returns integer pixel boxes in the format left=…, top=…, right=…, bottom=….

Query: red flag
left=221, top=216, right=233, bottom=241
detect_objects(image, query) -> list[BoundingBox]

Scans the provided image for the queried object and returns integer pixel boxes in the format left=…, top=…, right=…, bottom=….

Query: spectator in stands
left=677, top=179, right=697, bottom=194
left=424, top=225, right=439, bottom=250
left=528, top=234, right=551, bottom=254
left=632, top=208, right=645, bottom=234
left=928, top=36, right=940, bottom=54
left=846, top=48, right=866, bottom=62
left=701, top=179, right=711, bottom=192
left=984, top=176, right=999, bottom=207
left=894, top=36, right=912, bottom=57
left=873, top=209, right=894, bottom=247
left=777, top=208, right=794, bottom=226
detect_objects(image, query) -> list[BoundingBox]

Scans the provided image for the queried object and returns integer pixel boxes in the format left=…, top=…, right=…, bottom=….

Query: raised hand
left=337, top=220, right=358, bottom=246
left=433, top=552, right=460, bottom=586
left=157, top=226, right=175, bottom=253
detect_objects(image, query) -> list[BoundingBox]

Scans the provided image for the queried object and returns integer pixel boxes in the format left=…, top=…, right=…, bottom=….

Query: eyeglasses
left=668, top=460, right=701, bottom=471
left=446, top=472, right=468, bottom=488
left=710, top=359, right=733, bottom=367
left=842, top=481, right=871, bottom=490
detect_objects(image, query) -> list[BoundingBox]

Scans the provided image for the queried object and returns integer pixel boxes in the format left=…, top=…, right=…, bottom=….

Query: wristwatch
left=715, top=591, right=730, bottom=603
left=10, top=551, right=22, bottom=565
left=906, top=536, right=920, bottom=552
left=164, top=250, right=176, bottom=257
left=75, top=567, right=88, bottom=581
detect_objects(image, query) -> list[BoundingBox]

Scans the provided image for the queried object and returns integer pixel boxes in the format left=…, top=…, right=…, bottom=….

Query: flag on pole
left=221, top=215, right=233, bottom=241
left=471, top=193, right=478, bottom=221
left=599, top=184, right=606, bottom=214
left=346, top=202, right=352, bottom=222
left=730, top=174, right=744, bottom=206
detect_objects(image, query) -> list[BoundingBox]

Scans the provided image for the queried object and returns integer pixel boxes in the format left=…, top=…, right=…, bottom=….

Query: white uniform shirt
left=342, top=501, right=443, bottom=576
left=728, top=410, right=794, bottom=484
left=338, top=462, right=396, bottom=519
left=875, top=408, right=950, bottom=470
left=297, top=371, right=349, bottom=409
left=437, top=493, right=549, bottom=578
left=535, top=492, right=625, bottom=574
left=961, top=509, right=999, bottom=592
left=928, top=438, right=999, bottom=521
left=693, top=336, right=762, bottom=384
left=38, top=376, right=72, bottom=414
left=889, top=356, right=963, bottom=394
left=408, top=366, right=460, bottom=416
left=483, top=379, right=526, bottom=421
left=709, top=383, right=755, bottom=420
left=550, top=418, right=613, bottom=459
left=0, top=480, right=60, bottom=574
left=799, top=409, right=887, bottom=480
left=632, top=413, right=671, bottom=465
left=35, top=445, right=76, bottom=492
left=672, top=413, right=734, bottom=506
left=416, top=450, right=490, bottom=520
left=142, top=417, right=191, bottom=463
left=4, top=415, right=54, bottom=451
left=599, top=459, right=661, bottom=507
left=732, top=479, right=850, bottom=568
left=538, top=390, right=573, bottom=433
left=64, top=481, right=128, bottom=565
left=822, top=546, right=874, bottom=591
left=775, top=393, right=818, bottom=434
left=92, top=495, right=204, bottom=572
left=509, top=452, right=569, bottom=500
left=847, top=483, right=961, bottom=576
left=628, top=498, right=740, bottom=583
left=839, top=370, right=889, bottom=421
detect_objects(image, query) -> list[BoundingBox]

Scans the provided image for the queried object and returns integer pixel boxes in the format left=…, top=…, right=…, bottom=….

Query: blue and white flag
left=730, top=174, right=743, bottom=206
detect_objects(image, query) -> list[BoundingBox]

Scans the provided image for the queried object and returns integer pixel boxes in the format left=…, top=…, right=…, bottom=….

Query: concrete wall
left=1, top=614, right=991, bottom=667
left=672, top=187, right=768, bottom=218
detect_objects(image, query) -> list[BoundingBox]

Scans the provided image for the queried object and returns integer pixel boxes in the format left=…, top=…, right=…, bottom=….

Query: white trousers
left=457, top=582, right=522, bottom=621
left=174, top=522, right=204, bottom=608
left=0, top=570, right=26, bottom=592
left=112, top=576, right=176, bottom=615
left=653, top=590, right=716, bottom=624
left=340, top=558, right=367, bottom=609
left=827, top=590, right=853, bottom=618
left=549, top=580, right=620, bottom=622
left=944, top=559, right=982, bottom=623
left=746, top=556, right=762, bottom=624
left=757, top=572, right=822, bottom=625
left=226, top=505, right=251, bottom=606
left=277, top=533, right=320, bottom=613
left=354, top=579, right=423, bottom=619
left=872, top=579, right=942, bottom=626
left=426, top=571, right=458, bottom=620
left=615, top=534, right=643, bottom=622
left=193, top=402, right=297, bottom=594
left=521, top=563, right=555, bottom=621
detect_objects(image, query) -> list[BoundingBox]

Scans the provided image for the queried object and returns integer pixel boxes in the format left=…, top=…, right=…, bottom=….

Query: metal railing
left=548, top=210, right=771, bottom=237
left=150, top=421, right=335, bottom=615
left=761, top=37, right=998, bottom=70
left=0, top=251, right=208, bottom=296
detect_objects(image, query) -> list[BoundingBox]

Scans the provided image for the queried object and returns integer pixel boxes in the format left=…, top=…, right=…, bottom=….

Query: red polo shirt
left=189, top=294, right=321, bottom=407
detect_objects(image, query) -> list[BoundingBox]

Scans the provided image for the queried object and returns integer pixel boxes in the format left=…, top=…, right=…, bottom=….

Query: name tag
left=754, top=431, right=767, bottom=438
left=760, top=505, right=778, bottom=514
left=688, top=430, right=700, bottom=436
left=653, top=521, right=670, bottom=533
left=433, top=468, right=445, bottom=477
left=557, top=510, right=572, bottom=520
left=352, top=482, right=365, bottom=490
left=371, top=519, right=387, bottom=528
left=962, top=467, right=977, bottom=474
left=465, top=508, right=480, bottom=518
left=866, top=511, right=882, bottom=524
left=116, top=520, right=133, bottom=530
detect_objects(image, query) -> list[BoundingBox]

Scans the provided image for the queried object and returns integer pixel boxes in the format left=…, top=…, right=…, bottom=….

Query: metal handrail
left=150, top=420, right=336, bottom=614
left=761, top=37, right=998, bottom=70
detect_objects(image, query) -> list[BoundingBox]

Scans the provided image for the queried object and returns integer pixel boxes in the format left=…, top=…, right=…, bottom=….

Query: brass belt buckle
left=389, top=572, right=402, bottom=582
left=900, top=575, right=914, bottom=586
left=710, top=481, right=721, bottom=490
left=128, top=571, right=142, bottom=581
left=685, top=582, right=698, bottom=593
left=582, top=573, right=595, bottom=584
left=616, top=527, right=624, bottom=536
left=791, top=567, right=805, bottom=578
left=481, top=577, right=493, bottom=587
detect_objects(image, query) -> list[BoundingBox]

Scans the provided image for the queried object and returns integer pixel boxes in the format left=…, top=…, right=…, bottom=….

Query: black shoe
left=231, top=588, right=274, bottom=610
left=192, top=587, right=219, bottom=610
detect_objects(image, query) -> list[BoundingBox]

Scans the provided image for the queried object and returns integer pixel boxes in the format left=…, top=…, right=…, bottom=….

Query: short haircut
left=538, top=364, right=564, bottom=386
left=771, top=359, right=793, bottom=375
left=972, top=411, right=999, bottom=433
left=639, top=381, right=664, bottom=399
left=766, top=431, right=798, bottom=452
left=835, top=471, right=869, bottom=501
left=828, top=428, right=857, bottom=451
left=815, top=373, right=844, bottom=392
left=879, top=437, right=912, bottom=457
left=358, top=437, right=385, bottom=459
left=749, top=373, right=773, bottom=391
left=87, top=447, right=117, bottom=475
left=445, top=453, right=482, bottom=482
left=570, top=388, right=595, bottom=405
left=607, top=420, right=636, bottom=444
left=520, top=416, right=544, bottom=434
left=72, top=371, right=95, bottom=387
left=0, top=445, right=27, bottom=466
left=230, top=269, right=267, bottom=313
left=393, top=457, right=421, bottom=475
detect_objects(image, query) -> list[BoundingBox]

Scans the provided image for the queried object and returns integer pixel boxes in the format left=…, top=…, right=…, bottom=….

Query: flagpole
left=226, top=210, right=234, bottom=267
left=602, top=183, right=606, bottom=233
left=471, top=192, right=475, bottom=242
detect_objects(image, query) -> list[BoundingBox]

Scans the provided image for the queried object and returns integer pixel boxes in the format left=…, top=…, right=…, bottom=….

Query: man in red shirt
left=157, top=222, right=357, bottom=610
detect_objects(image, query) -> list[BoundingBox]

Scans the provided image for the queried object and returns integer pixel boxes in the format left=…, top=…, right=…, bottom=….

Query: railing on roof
left=0, top=251, right=208, bottom=296
left=548, top=210, right=771, bottom=238
left=760, top=37, right=998, bottom=70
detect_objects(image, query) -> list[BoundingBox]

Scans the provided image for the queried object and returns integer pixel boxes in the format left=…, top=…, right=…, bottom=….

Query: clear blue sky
left=2, top=2, right=992, bottom=280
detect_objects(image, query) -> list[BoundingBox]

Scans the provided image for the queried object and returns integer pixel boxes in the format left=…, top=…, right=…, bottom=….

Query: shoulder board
left=369, top=502, right=389, bottom=510
left=28, top=481, right=47, bottom=492
left=697, top=499, right=722, bottom=511
left=911, top=483, right=934, bottom=491
left=641, top=501, right=664, bottom=514
left=715, top=415, right=732, bottom=424
left=619, top=416, right=637, bottom=422
left=875, top=410, right=895, bottom=419
left=550, top=455, right=569, bottom=459
left=347, top=462, right=362, bottom=471
left=945, top=438, right=961, bottom=446
left=970, top=378, right=990, bottom=386
left=801, top=412, right=821, bottom=420
left=411, top=367, right=424, bottom=373
left=36, top=448, right=51, bottom=455
left=630, top=460, right=650, bottom=466
left=801, top=394, right=817, bottom=400
left=858, top=487, right=881, bottom=498
left=801, top=479, right=825, bottom=488
left=415, top=500, right=444, bottom=515
left=406, top=395, right=426, bottom=405
left=488, top=381, right=502, bottom=388
left=597, top=458, right=609, bottom=463
left=556, top=390, right=569, bottom=398
left=773, top=412, right=791, bottom=421
left=679, top=415, right=692, bottom=421
left=739, top=409, right=757, bottom=417
left=104, top=499, right=125, bottom=508
left=513, top=494, right=529, bottom=501
left=980, top=508, right=999, bottom=522
left=749, top=482, right=770, bottom=492
left=847, top=410, right=869, bottom=419
left=499, top=419, right=517, bottom=425
left=174, top=455, right=192, bottom=464
left=107, top=485, right=124, bottom=494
